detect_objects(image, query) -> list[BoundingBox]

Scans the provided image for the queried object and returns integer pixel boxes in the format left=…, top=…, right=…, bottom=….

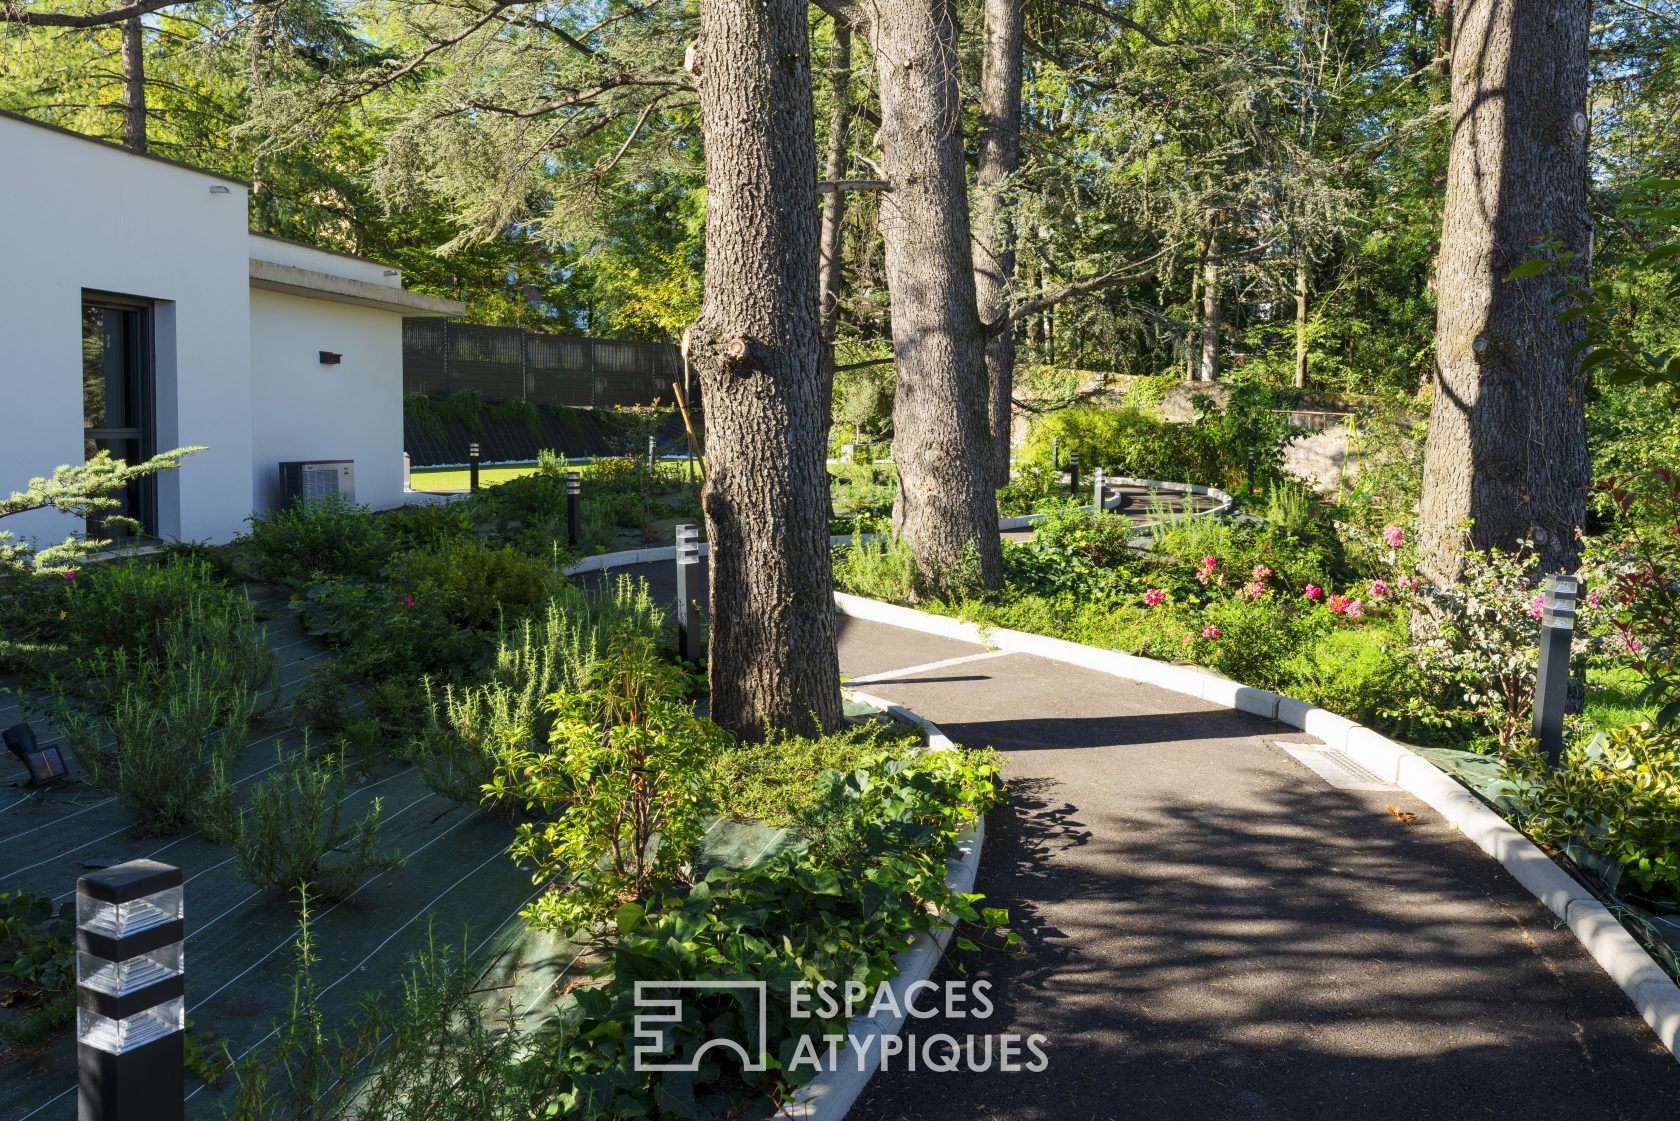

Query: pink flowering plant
left=1580, top=471, right=1680, bottom=727
left=1411, top=538, right=1596, bottom=757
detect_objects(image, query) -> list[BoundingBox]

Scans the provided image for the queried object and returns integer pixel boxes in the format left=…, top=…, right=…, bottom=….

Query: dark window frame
left=81, top=291, right=158, bottom=540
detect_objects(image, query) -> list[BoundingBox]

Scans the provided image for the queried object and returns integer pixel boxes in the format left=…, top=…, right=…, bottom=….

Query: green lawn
left=410, top=463, right=547, bottom=491
left=1585, top=663, right=1654, bottom=732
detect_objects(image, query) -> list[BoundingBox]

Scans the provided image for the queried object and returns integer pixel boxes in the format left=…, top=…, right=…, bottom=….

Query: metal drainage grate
left=1277, top=742, right=1394, bottom=791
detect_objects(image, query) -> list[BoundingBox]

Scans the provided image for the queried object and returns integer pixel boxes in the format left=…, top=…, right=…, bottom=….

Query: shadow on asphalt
left=848, top=770, right=1680, bottom=1121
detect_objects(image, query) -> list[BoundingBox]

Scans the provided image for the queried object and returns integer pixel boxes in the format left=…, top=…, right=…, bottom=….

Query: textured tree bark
left=1419, top=0, right=1590, bottom=586
left=691, top=0, right=842, bottom=738
left=1198, top=217, right=1221, bottom=381
left=1294, top=260, right=1308, bottom=388
left=121, top=16, right=146, bottom=153
left=818, top=21, right=851, bottom=340
left=974, top=0, right=1024, bottom=487
left=869, top=0, right=1004, bottom=591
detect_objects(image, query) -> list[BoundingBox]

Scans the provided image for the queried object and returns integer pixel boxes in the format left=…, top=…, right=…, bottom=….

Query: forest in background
left=4, top=0, right=1674, bottom=403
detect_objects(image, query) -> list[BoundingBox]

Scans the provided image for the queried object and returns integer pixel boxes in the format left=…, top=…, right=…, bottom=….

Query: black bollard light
left=76, top=860, right=185, bottom=1121
left=1534, top=574, right=1581, bottom=767
left=1246, top=446, right=1256, bottom=496
left=566, top=472, right=582, bottom=547
left=468, top=442, right=481, bottom=493
left=1069, top=450, right=1080, bottom=496
left=675, top=524, right=703, bottom=664
left=1052, top=437, right=1061, bottom=473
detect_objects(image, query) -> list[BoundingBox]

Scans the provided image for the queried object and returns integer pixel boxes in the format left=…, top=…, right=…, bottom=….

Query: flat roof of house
left=249, top=231, right=403, bottom=275
left=0, top=107, right=250, bottom=186
left=249, top=258, right=465, bottom=316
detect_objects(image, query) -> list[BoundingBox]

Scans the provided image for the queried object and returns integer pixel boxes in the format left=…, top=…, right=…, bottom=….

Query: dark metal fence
left=403, top=318, right=682, bottom=408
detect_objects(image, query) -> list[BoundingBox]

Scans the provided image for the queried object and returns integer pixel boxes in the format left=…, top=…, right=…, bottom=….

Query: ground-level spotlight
left=4, top=722, right=67, bottom=785
left=77, top=860, right=185, bottom=1121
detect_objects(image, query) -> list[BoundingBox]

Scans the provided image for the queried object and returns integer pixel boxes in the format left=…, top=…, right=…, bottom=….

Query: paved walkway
left=599, top=553, right=1680, bottom=1120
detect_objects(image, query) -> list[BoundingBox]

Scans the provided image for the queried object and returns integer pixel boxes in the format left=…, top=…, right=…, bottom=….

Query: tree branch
left=1058, top=0, right=1175, bottom=48
left=997, top=248, right=1172, bottom=332
left=0, top=0, right=194, bottom=28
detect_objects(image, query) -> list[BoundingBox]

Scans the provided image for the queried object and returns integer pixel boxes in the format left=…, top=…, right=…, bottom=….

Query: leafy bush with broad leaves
left=1016, top=387, right=1295, bottom=493
left=223, top=742, right=1005, bottom=1121
left=496, top=635, right=726, bottom=932
left=532, top=746, right=1006, bottom=1118
left=0, top=890, right=75, bottom=1054
left=243, top=494, right=392, bottom=585
left=1509, top=723, right=1680, bottom=899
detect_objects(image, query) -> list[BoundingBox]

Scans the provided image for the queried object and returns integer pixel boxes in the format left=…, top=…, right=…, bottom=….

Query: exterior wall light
left=319, top=351, right=342, bottom=365
left=76, top=860, right=185, bottom=1121
left=4, top=722, right=67, bottom=785
left=208, top=185, right=230, bottom=195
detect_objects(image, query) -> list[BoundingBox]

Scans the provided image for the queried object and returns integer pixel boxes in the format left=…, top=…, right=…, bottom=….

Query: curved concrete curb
left=830, top=592, right=1680, bottom=1063
left=997, top=476, right=1234, bottom=532
left=777, top=689, right=986, bottom=1121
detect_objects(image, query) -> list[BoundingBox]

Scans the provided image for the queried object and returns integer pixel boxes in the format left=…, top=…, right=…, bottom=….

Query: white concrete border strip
left=778, top=688, right=986, bottom=1120
left=829, top=594, right=1680, bottom=1063
left=996, top=477, right=1234, bottom=531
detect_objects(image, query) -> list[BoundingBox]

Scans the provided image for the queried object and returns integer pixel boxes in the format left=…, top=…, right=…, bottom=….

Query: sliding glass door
left=81, top=297, right=155, bottom=541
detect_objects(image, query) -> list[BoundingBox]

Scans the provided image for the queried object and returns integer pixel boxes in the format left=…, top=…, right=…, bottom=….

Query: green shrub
left=213, top=744, right=399, bottom=900
left=222, top=910, right=522, bottom=1121
left=832, top=531, right=919, bottom=603
left=996, top=462, right=1062, bottom=516
left=244, top=495, right=391, bottom=585
left=388, top=536, right=554, bottom=633
left=382, top=504, right=473, bottom=553
left=64, top=555, right=218, bottom=660
left=1510, top=723, right=1680, bottom=898
left=496, top=636, right=726, bottom=931
left=415, top=576, right=669, bottom=808
left=58, top=656, right=257, bottom=834
left=1017, top=392, right=1293, bottom=493
left=1280, top=624, right=1413, bottom=726
left=713, top=719, right=921, bottom=825
left=0, top=890, right=74, bottom=1009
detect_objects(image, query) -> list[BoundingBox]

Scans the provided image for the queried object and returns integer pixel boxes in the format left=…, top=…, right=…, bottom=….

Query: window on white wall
left=81, top=294, right=156, bottom=540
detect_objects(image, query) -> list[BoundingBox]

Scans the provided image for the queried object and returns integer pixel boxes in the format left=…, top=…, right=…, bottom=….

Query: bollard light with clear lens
left=675, top=524, right=703, bottom=664
left=77, top=860, right=184, bottom=1121
left=566, top=471, right=582, bottom=546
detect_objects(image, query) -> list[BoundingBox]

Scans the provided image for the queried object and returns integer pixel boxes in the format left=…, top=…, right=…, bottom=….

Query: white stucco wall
left=248, top=289, right=405, bottom=516
left=0, top=114, right=254, bottom=546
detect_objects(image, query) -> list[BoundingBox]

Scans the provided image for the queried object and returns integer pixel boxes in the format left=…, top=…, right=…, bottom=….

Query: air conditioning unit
left=278, top=460, right=355, bottom=506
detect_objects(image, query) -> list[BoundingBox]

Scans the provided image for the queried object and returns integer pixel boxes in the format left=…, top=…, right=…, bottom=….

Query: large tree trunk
left=1198, top=217, right=1221, bottom=381
left=818, top=21, right=851, bottom=340
left=974, top=0, right=1024, bottom=487
left=869, top=0, right=1003, bottom=592
left=691, top=0, right=842, bottom=738
left=1418, top=0, right=1590, bottom=585
left=120, top=16, right=146, bottom=154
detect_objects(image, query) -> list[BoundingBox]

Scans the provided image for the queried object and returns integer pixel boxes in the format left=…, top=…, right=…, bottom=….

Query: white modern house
left=0, top=110, right=462, bottom=548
